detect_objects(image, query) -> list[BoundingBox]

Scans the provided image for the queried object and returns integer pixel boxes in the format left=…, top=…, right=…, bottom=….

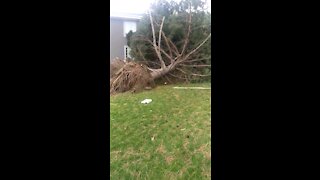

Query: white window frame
left=124, top=45, right=132, bottom=59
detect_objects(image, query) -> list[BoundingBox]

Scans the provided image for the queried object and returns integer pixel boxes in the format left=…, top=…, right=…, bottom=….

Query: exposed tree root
left=110, top=60, right=155, bottom=95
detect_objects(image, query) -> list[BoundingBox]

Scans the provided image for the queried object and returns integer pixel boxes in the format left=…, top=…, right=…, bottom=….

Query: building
left=110, top=12, right=143, bottom=61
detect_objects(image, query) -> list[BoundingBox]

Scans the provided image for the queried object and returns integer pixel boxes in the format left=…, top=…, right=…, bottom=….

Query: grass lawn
left=110, top=83, right=211, bottom=179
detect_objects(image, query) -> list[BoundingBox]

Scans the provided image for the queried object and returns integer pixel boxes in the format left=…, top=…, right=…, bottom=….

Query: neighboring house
left=110, top=13, right=142, bottom=61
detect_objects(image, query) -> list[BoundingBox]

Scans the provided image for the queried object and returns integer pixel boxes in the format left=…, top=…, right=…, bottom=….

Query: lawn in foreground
left=110, top=83, right=211, bottom=179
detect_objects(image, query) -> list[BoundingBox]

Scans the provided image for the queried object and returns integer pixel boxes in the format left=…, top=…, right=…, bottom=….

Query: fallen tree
left=110, top=0, right=211, bottom=94
left=146, top=11, right=211, bottom=80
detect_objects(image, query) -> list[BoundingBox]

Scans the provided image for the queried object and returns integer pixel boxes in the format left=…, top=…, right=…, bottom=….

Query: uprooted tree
left=110, top=0, right=211, bottom=94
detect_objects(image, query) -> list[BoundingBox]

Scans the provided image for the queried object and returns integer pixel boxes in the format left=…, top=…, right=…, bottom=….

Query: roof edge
left=110, top=12, right=144, bottom=20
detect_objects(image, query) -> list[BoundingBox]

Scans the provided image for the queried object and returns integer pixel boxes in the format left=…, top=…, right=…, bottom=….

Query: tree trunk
left=151, top=68, right=169, bottom=80
left=150, top=63, right=176, bottom=80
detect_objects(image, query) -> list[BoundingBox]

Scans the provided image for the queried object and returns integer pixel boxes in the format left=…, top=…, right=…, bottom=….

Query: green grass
left=110, top=83, right=211, bottom=179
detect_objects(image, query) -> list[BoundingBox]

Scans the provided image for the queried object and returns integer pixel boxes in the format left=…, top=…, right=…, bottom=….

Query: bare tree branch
left=177, top=67, right=211, bottom=77
left=182, top=33, right=211, bottom=62
left=149, top=12, right=166, bottom=69
left=176, top=67, right=189, bottom=75
left=161, top=32, right=180, bottom=56
left=164, top=74, right=173, bottom=84
left=137, top=46, right=147, bottom=62
left=138, top=60, right=161, bottom=67
left=144, top=39, right=174, bottom=63
left=168, top=72, right=189, bottom=80
left=161, top=31, right=173, bottom=58
left=147, top=67, right=157, bottom=72
left=180, top=64, right=211, bottom=67
left=191, top=73, right=211, bottom=77
left=184, top=57, right=211, bottom=63
left=158, top=16, right=165, bottom=53
left=180, top=4, right=192, bottom=55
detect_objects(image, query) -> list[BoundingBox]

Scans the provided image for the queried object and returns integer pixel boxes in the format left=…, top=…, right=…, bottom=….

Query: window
left=124, top=45, right=132, bottom=59
left=123, top=21, right=136, bottom=37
